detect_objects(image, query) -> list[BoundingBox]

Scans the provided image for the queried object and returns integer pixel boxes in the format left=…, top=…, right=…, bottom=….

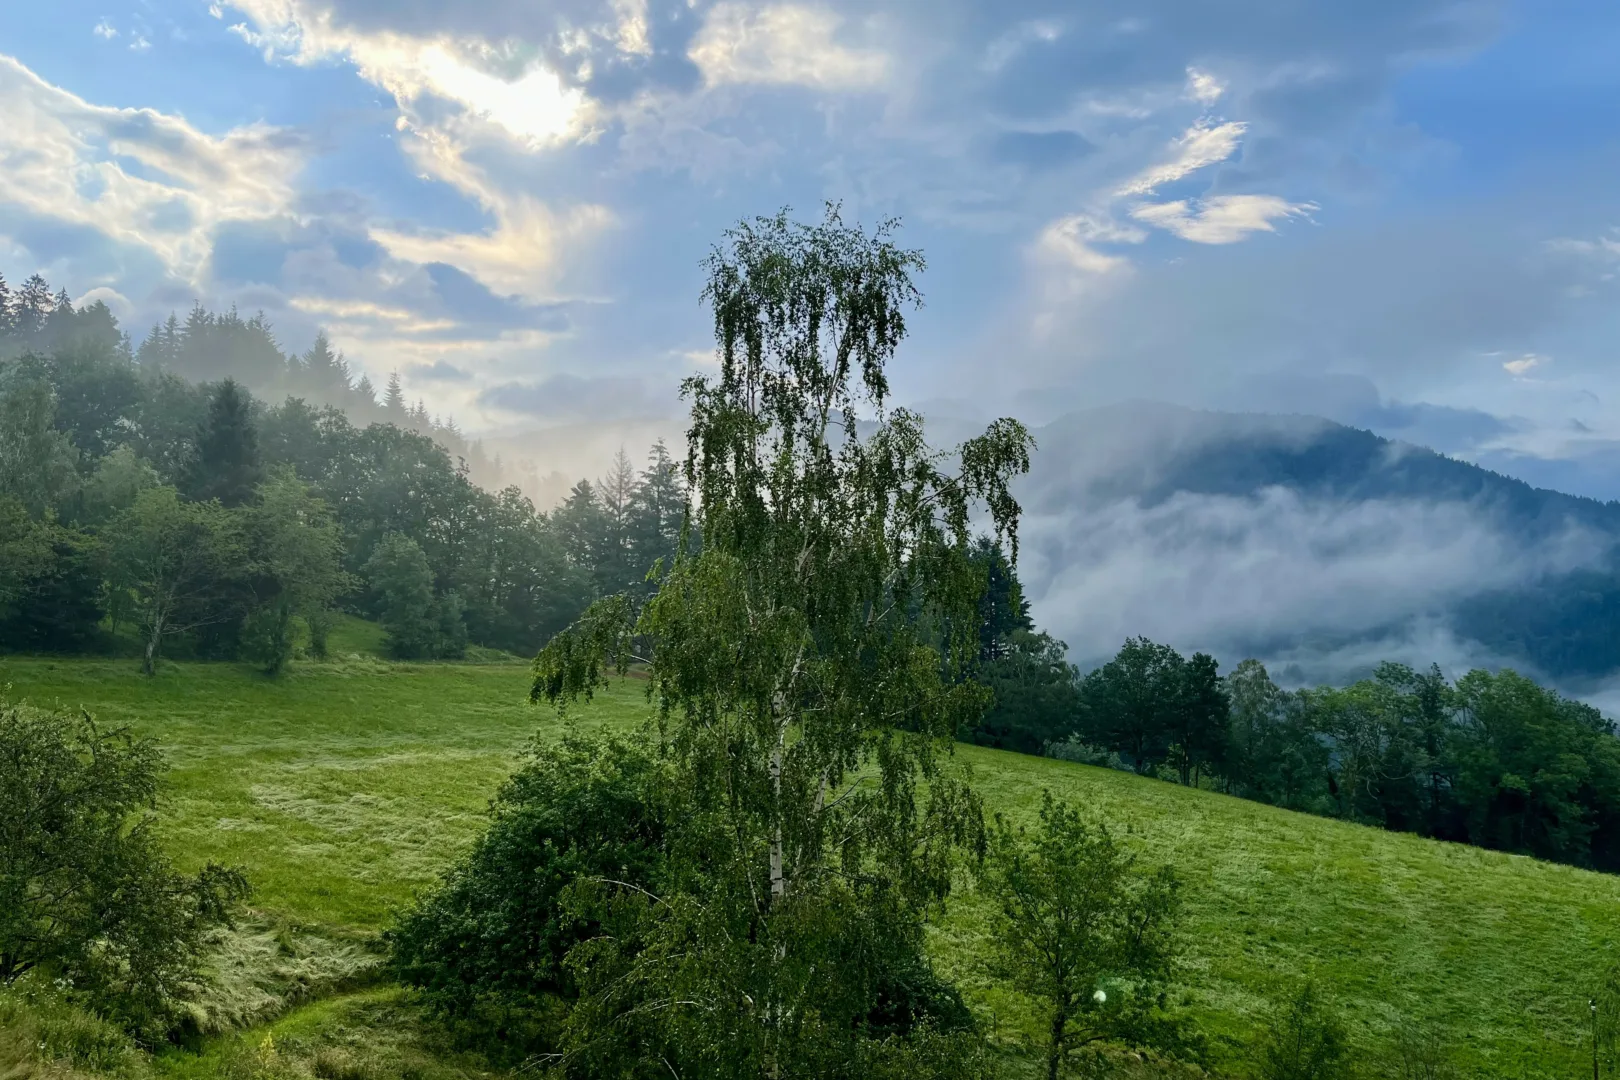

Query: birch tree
left=533, top=206, right=1032, bottom=1076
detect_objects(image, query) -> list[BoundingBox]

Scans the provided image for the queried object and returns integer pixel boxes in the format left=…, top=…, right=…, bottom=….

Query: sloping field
left=2, top=653, right=1614, bottom=1077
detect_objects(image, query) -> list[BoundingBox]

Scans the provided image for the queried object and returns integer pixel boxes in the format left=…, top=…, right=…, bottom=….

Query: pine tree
left=627, top=440, right=686, bottom=592
left=303, top=331, right=342, bottom=393
left=136, top=323, right=166, bottom=368
left=188, top=379, right=262, bottom=507
left=971, top=535, right=1032, bottom=664
left=177, top=303, right=213, bottom=379
left=383, top=372, right=406, bottom=418
left=553, top=479, right=603, bottom=573
left=595, top=448, right=637, bottom=594
left=15, top=274, right=52, bottom=340
left=158, top=310, right=181, bottom=365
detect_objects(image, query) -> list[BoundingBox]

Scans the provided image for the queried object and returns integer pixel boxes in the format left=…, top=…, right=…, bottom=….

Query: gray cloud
left=1021, top=487, right=1605, bottom=670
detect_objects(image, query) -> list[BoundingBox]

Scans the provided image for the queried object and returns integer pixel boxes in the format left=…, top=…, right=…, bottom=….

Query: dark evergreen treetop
left=188, top=379, right=262, bottom=507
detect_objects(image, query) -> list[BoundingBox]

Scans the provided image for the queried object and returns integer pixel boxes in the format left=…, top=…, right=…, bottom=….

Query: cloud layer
left=3, top=0, right=1619, bottom=495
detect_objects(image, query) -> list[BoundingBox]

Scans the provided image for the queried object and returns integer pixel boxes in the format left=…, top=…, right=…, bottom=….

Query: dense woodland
left=0, top=268, right=691, bottom=668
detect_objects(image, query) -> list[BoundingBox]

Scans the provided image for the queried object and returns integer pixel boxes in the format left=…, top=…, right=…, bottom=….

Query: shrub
left=0, top=696, right=249, bottom=1041
left=1255, top=981, right=1350, bottom=1080
left=388, top=730, right=680, bottom=1014
left=1045, top=737, right=1133, bottom=772
left=981, top=793, right=1184, bottom=1080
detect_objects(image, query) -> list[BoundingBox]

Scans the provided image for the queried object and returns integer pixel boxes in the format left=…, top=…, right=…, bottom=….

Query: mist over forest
left=9, top=265, right=1618, bottom=701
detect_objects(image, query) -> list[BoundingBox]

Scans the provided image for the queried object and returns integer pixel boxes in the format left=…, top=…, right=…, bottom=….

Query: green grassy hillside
left=2, top=654, right=1614, bottom=1078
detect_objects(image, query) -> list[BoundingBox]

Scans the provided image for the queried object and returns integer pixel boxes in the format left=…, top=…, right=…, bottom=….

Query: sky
left=4, top=0, right=1620, bottom=494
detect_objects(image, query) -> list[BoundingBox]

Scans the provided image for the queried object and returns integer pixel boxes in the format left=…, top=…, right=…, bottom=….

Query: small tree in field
left=981, top=793, right=1181, bottom=1080
left=0, top=697, right=248, bottom=1038
left=1256, top=981, right=1350, bottom=1080
left=365, top=532, right=437, bottom=658
left=533, top=206, right=1033, bottom=1077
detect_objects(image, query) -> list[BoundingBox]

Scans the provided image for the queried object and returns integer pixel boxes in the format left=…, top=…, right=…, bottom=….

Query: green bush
left=388, top=730, right=679, bottom=1014
left=1255, top=981, right=1350, bottom=1080
left=0, top=696, right=249, bottom=1041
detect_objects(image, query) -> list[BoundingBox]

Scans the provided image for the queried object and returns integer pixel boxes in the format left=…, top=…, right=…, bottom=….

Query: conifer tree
left=0, top=271, right=12, bottom=338
left=383, top=372, right=406, bottom=418
left=14, top=274, right=51, bottom=340
left=188, top=380, right=262, bottom=507
left=176, top=303, right=213, bottom=379
left=353, top=374, right=377, bottom=412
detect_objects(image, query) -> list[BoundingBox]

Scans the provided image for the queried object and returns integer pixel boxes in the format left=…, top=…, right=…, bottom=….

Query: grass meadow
left=3, top=642, right=1617, bottom=1078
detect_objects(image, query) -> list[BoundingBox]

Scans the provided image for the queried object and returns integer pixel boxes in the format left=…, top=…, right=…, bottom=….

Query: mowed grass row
left=3, top=653, right=1615, bottom=1076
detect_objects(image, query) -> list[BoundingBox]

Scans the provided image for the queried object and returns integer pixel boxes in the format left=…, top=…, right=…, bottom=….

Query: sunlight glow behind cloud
left=688, top=3, right=888, bottom=89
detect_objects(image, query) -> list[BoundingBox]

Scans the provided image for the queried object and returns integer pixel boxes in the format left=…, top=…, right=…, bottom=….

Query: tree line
left=0, top=274, right=690, bottom=669
left=0, top=268, right=532, bottom=492
left=964, top=550, right=1620, bottom=873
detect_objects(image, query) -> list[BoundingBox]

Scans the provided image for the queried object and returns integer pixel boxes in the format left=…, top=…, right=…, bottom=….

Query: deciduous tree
left=982, top=793, right=1181, bottom=1080
left=533, top=206, right=1032, bottom=1076
left=104, top=486, right=246, bottom=675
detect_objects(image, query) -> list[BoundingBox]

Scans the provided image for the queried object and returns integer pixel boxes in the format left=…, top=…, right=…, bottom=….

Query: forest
left=0, top=268, right=692, bottom=669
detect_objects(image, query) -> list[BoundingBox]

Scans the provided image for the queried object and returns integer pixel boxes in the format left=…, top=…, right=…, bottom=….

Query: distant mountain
left=995, top=402, right=1620, bottom=686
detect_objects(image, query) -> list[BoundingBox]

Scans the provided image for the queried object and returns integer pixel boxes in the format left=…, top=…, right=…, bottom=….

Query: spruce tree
left=15, top=274, right=51, bottom=340
left=627, top=440, right=686, bottom=595
left=353, top=374, right=378, bottom=412
left=383, top=372, right=406, bottom=418
left=188, top=379, right=262, bottom=507
left=0, top=271, right=12, bottom=339
left=160, top=313, right=182, bottom=363
left=176, top=303, right=213, bottom=379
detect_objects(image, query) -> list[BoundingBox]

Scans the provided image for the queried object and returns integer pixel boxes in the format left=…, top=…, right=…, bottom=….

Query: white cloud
left=1035, top=212, right=1145, bottom=276
left=129, top=34, right=152, bottom=52
left=1131, top=194, right=1315, bottom=244
left=1185, top=67, right=1223, bottom=105
left=371, top=124, right=615, bottom=301
left=0, top=53, right=305, bottom=281
left=224, top=0, right=587, bottom=147
left=1503, top=353, right=1548, bottom=376
left=93, top=20, right=118, bottom=40
left=1116, top=119, right=1247, bottom=196
left=982, top=18, right=1064, bottom=73
left=689, top=3, right=888, bottom=90
left=221, top=0, right=613, bottom=298
left=74, top=286, right=132, bottom=315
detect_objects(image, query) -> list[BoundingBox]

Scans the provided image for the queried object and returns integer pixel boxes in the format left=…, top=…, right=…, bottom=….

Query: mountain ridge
left=972, top=400, right=1620, bottom=685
